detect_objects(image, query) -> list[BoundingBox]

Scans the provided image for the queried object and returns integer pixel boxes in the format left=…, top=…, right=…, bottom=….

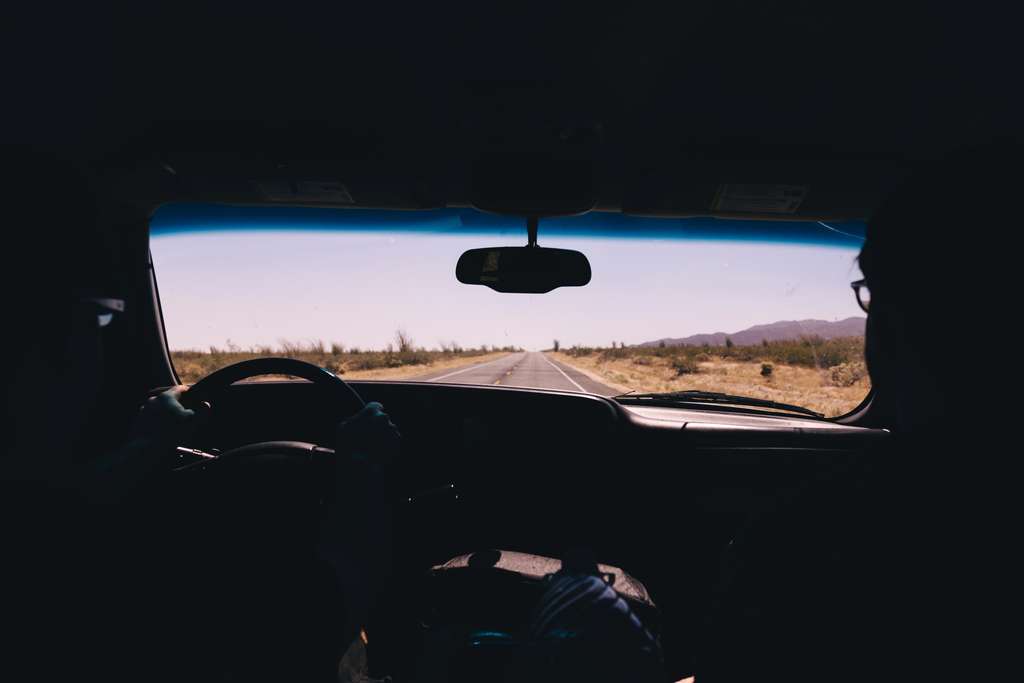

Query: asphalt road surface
left=412, top=351, right=619, bottom=396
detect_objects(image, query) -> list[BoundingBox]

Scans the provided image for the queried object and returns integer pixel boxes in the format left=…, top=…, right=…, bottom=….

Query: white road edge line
left=427, top=353, right=521, bottom=382
left=539, top=353, right=588, bottom=393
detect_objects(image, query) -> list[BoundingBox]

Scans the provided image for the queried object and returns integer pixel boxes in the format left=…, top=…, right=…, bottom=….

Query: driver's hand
left=335, top=401, right=401, bottom=467
left=79, top=387, right=208, bottom=504
left=131, top=386, right=209, bottom=445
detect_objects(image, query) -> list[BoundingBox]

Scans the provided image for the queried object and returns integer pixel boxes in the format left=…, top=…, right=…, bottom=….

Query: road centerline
left=426, top=353, right=519, bottom=382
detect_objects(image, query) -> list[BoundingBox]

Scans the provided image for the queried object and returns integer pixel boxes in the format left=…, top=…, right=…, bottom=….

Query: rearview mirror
left=456, top=247, right=592, bottom=294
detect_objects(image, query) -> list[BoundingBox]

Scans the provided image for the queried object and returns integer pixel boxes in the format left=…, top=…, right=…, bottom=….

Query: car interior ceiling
left=5, top=5, right=1015, bottom=681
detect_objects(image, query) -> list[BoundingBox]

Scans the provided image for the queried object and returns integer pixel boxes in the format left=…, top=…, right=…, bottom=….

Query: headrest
left=862, top=142, right=1019, bottom=299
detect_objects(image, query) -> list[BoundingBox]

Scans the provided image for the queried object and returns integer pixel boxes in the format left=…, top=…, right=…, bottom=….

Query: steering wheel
left=170, top=357, right=372, bottom=545
left=179, top=356, right=365, bottom=462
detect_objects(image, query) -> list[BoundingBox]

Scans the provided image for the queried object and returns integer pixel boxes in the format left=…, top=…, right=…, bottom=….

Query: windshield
left=151, top=206, right=869, bottom=417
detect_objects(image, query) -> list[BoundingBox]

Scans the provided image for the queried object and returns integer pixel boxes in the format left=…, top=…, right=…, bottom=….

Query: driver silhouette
left=2, top=147, right=400, bottom=682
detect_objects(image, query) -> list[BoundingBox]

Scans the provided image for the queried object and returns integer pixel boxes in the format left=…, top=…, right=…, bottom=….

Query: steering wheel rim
left=182, top=357, right=366, bottom=412
left=174, top=357, right=366, bottom=468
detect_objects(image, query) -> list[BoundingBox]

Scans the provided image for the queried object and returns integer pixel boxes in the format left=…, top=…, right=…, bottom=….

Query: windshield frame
left=148, top=203, right=873, bottom=421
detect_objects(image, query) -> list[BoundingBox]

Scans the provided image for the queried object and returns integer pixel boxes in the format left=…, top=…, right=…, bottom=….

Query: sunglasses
left=850, top=279, right=870, bottom=313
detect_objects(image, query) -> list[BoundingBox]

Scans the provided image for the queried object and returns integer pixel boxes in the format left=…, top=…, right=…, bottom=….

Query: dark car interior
left=169, top=375, right=889, bottom=676
left=4, top=3, right=1016, bottom=682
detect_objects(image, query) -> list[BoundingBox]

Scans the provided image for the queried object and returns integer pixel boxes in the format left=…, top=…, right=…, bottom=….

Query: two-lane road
left=412, top=351, right=619, bottom=395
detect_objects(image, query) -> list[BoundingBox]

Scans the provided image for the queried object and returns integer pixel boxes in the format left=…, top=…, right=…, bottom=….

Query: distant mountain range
left=636, top=317, right=866, bottom=347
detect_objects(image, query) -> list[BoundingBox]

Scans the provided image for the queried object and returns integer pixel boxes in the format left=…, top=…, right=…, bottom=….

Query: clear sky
left=152, top=230, right=865, bottom=352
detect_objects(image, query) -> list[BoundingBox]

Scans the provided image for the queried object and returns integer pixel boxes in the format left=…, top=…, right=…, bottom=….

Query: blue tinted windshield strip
left=150, top=204, right=866, bottom=248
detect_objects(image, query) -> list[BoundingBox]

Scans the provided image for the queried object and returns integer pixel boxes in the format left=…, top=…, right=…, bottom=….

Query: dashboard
left=168, top=378, right=888, bottom=675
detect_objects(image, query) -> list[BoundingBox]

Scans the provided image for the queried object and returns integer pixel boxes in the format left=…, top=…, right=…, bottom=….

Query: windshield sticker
left=713, top=184, right=807, bottom=214
left=257, top=180, right=354, bottom=204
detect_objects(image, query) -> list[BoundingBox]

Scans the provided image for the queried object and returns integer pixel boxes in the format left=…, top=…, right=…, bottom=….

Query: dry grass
left=334, top=351, right=510, bottom=380
left=549, top=352, right=869, bottom=417
left=171, top=339, right=517, bottom=385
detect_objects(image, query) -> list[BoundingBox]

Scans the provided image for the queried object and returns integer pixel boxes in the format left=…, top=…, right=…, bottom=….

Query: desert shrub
left=599, top=345, right=628, bottom=361
left=672, top=356, right=700, bottom=375
left=278, top=340, right=304, bottom=358
left=345, top=355, right=383, bottom=371
left=583, top=336, right=863, bottom=371
left=761, top=362, right=774, bottom=377
left=756, top=337, right=863, bottom=369
left=728, top=345, right=761, bottom=362
left=828, top=361, right=868, bottom=387
left=394, top=329, right=414, bottom=353
left=170, top=335, right=510, bottom=384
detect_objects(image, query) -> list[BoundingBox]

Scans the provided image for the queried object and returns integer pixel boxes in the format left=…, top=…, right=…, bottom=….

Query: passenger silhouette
left=698, top=144, right=1016, bottom=682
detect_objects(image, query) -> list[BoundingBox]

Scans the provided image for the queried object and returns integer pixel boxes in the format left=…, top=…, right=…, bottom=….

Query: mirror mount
left=470, top=152, right=597, bottom=217
left=526, top=216, right=539, bottom=248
